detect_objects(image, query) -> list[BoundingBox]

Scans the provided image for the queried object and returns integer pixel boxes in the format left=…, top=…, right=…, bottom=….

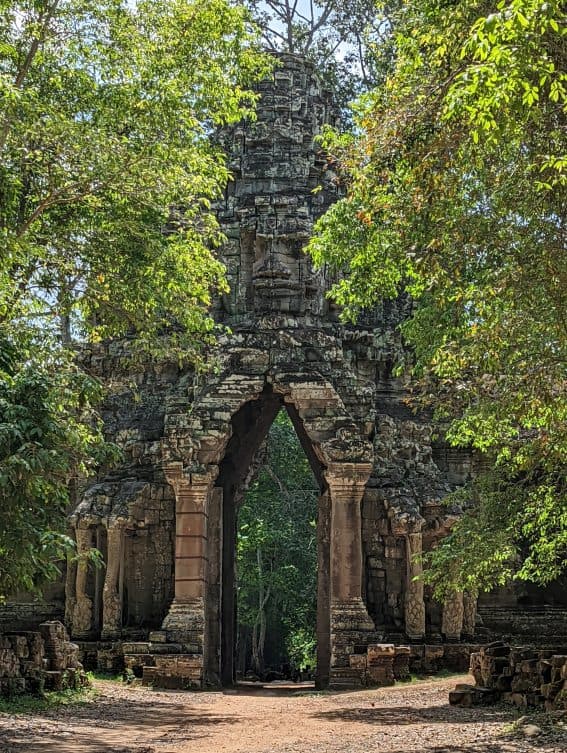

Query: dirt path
left=1, top=676, right=566, bottom=753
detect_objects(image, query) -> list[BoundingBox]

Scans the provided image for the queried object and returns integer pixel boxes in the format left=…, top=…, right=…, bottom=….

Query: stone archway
left=53, top=53, right=488, bottom=689
left=214, top=390, right=321, bottom=686
left=160, top=369, right=374, bottom=688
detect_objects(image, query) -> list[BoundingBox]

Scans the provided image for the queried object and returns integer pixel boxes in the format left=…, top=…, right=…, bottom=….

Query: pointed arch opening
left=207, top=387, right=331, bottom=688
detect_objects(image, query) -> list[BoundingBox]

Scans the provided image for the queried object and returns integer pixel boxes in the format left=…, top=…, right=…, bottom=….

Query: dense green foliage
left=1, top=0, right=271, bottom=349
left=0, top=0, right=271, bottom=597
left=237, top=411, right=319, bottom=673
left=309, top=0, right=566, bottom=596
left=0, top=333, right=112, bottom=597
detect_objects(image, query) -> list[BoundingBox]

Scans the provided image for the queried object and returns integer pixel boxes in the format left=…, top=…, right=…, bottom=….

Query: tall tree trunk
left=251, top=546, right=270, bottom=677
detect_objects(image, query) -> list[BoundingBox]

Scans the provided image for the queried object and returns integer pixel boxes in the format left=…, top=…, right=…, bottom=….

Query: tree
left=0, top=332, right=114, bottom=597
left=240, top=0, right=390, bottom=104
left=237, top=410, right=319, bottom=675
left=0, top=0, right=272, bottom=597
left=308, top=0, right=566, bottom=596
left=1, top=0, right=271, bottom=351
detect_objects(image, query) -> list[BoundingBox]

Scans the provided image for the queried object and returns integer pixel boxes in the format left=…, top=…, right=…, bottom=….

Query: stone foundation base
left=333, top=643, right=409, bottom=688
left=161, top=599, right=205, bottom=649
left=141, top=654, right=203, bottom=689
left=78, top=637, right=482, bottom=691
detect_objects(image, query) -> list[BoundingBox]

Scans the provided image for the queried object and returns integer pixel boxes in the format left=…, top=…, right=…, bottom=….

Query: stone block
left=393, top=647, right=411, bottom=680
left=349, top=654, right=367, bottom=669
left=122, top=642, right=151, bottom=654
left=449, top=685, right=497, bottom=707
left=149, top=631, right=168, bottom=643
left=424, top=645, right=444, bottom=661
left=366, top=665, right=395, bottom=686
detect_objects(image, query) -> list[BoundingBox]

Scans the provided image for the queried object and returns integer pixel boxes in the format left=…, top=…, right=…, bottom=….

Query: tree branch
left=0, top=1, right=61, bottom=154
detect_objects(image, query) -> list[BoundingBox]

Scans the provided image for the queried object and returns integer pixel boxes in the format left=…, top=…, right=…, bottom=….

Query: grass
left=87, top=670, right=124, bottom=683
left=0, top=685, right=98, bottom=715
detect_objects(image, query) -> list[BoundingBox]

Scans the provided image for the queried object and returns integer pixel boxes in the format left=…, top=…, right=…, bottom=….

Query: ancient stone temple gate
left=63, top=55, right=479, bottom=689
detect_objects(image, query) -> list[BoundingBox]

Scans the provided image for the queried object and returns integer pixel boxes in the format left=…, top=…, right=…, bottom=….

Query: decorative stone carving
left=442, top=591, right=464, bottom=641
left=101, top=521, right=124, bottom=639
left=404, top=531, right=426, bottom=640
left=462, top=591, right=477, bottom=638
left=72, top=526, right=94, bottom=638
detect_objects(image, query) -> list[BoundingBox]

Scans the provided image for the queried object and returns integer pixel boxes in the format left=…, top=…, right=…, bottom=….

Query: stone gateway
left=3, top=55, right=565, bottom=690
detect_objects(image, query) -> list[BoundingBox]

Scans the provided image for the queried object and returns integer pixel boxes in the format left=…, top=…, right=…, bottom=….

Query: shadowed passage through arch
left=210, top=390, right=329, bottom=687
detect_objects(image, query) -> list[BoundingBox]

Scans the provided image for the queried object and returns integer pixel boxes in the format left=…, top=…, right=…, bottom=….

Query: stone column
left=204, top=486, right=223, bottom=685
left=404, top=530, right=426, bottom=640
left=72, top=525, right=94, bottom=638
left=316, top=489, right=331, bottom=689
left=462, top=591, right=477, bottom=638
left=101, top=521, right=124, bottom=639
left=442, top=591, right=464, bottom=641
left=162, top=466, right=216, bottom=651
left=64, top=532, right=77, bottom=630
left=324, top=462, right=374, bottom=631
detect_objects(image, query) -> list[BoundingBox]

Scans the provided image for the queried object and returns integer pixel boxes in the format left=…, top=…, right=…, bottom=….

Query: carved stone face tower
left=62, top=54, right=480, bottom=690
left=215, top=54, right=339, bottom=322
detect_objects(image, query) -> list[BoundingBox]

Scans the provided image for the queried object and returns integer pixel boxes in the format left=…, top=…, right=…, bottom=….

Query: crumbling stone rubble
left=450, top=641, right=567, bottom=710
left=0, top=620, right=88, bottom=696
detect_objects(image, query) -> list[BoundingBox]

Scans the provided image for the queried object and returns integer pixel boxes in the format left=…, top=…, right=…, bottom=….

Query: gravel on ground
left=0, top=675, right=566, bottom=753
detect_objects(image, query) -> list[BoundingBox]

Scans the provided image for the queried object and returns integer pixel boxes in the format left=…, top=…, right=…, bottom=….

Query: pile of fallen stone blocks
left=344, top=644, right=411, bottom=687
left=122, top=638, right=203, bottom=689
left=39, top=621, right=86, bottom=690
left=450, top=641, right=567, bottom=710
left=0, top=631, right=44, bottom=695
left=0, top=620, right=87, bottom=696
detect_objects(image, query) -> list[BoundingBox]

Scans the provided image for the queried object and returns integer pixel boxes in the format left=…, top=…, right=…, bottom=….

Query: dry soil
left=1, top=675, right=566, bottom=753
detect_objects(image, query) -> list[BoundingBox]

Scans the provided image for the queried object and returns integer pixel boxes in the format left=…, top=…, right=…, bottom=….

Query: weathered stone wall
left=65, top=345, right=179, bottom=640
left=450, top=642, right=567, bottom=710
left=0, top=594, right=64, bottom=634
left=0, top=621, right=87, bottom=696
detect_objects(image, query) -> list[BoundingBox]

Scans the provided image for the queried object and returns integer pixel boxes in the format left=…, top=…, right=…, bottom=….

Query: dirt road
left=1, top=676, right=565, bottom=753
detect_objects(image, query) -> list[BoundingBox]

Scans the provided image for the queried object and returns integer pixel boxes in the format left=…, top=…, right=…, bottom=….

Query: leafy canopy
left=308, top=0, right=566, bottom=596
left=0, top=0, right=272, bottom=597
left=0, top=330, right=116, bottom=597
left=1, top=0, right=272, bottom=352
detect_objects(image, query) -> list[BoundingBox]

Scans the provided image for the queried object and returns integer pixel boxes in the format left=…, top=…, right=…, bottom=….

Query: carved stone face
left=253, top=236, right=302, bottom=311
left=216, top=54, right=340, bottom=321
